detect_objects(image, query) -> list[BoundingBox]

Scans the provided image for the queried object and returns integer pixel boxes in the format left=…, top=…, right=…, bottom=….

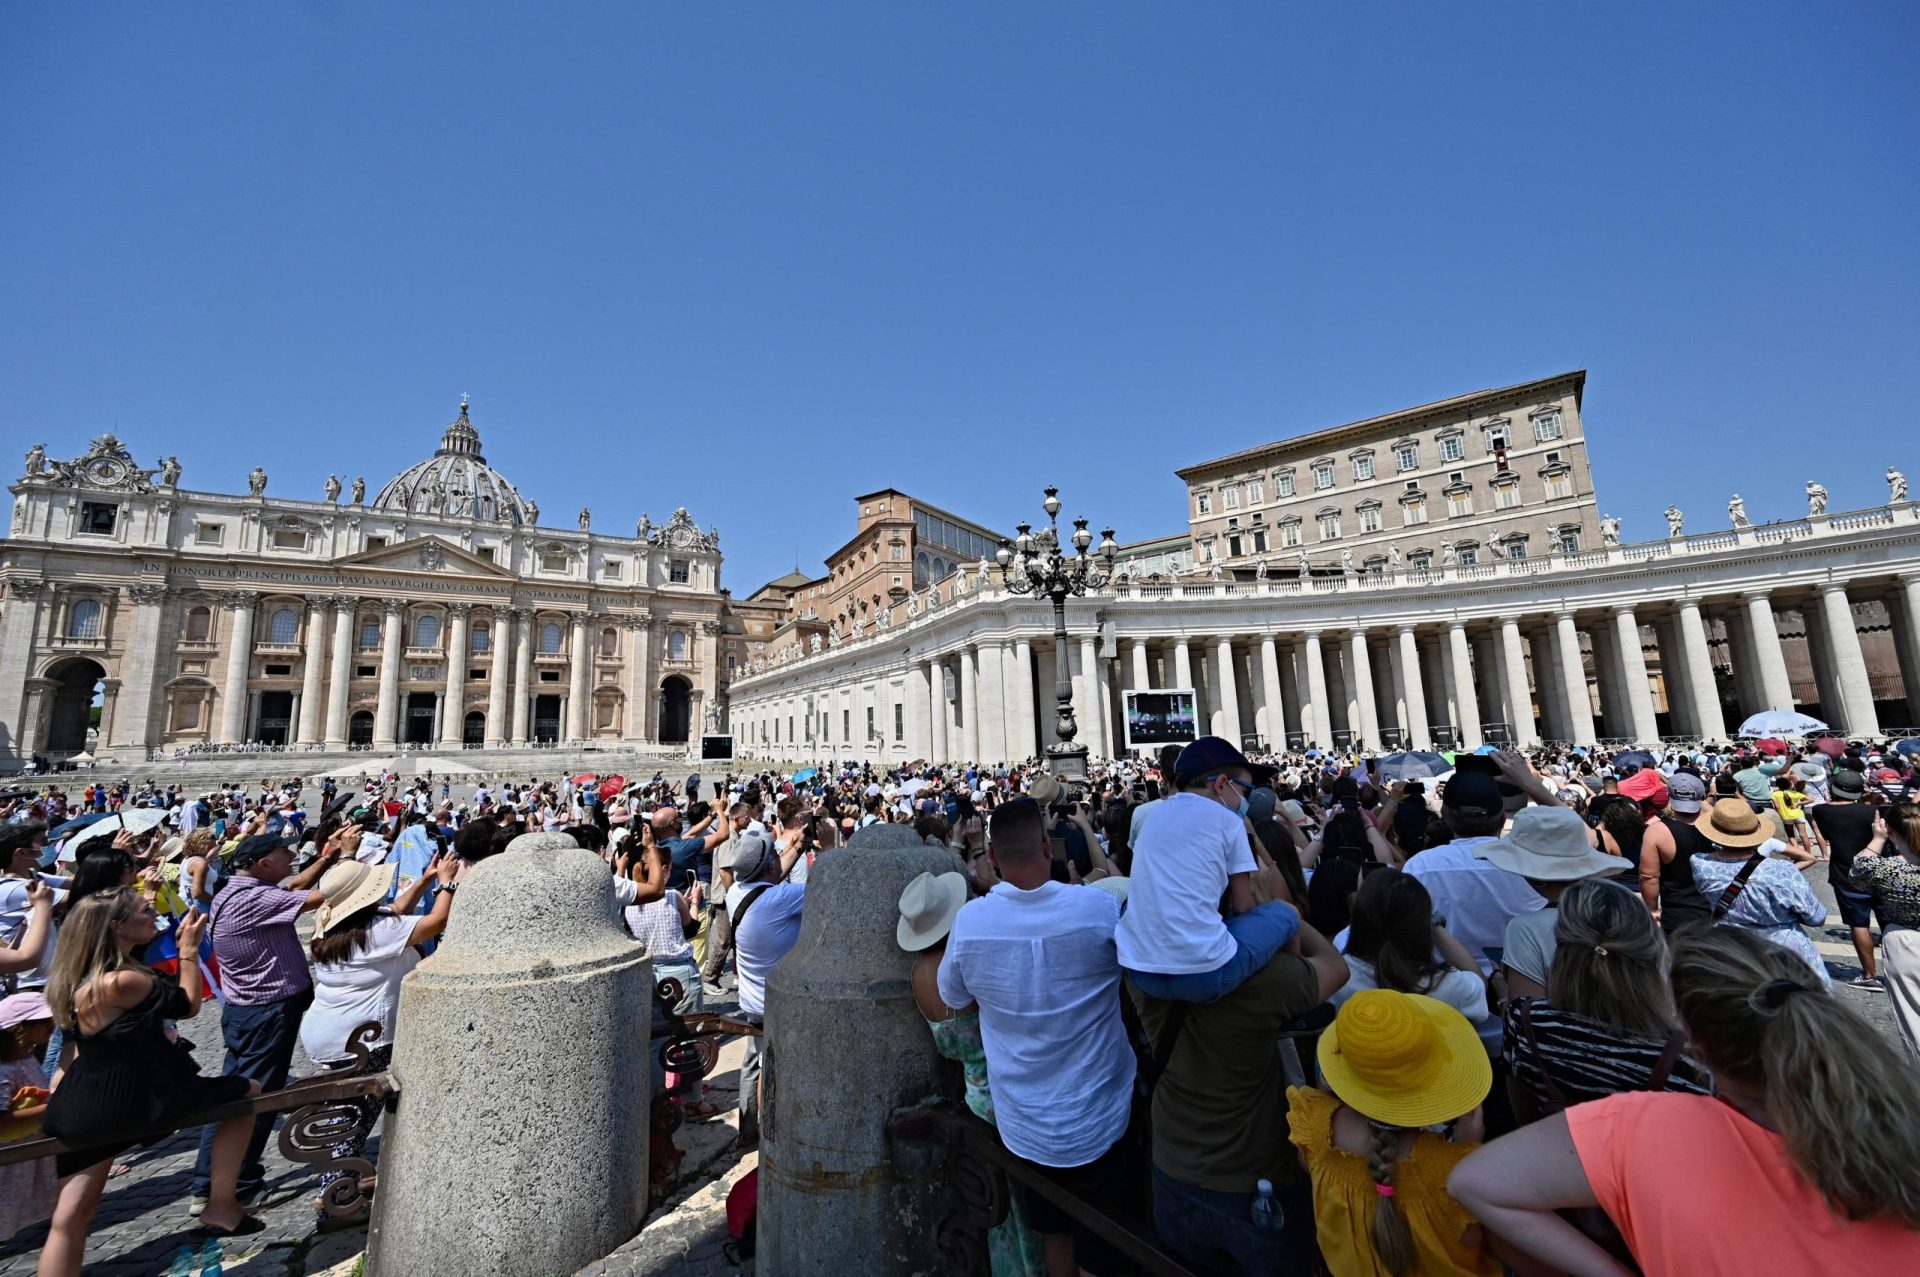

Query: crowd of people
left=4, top=729, right=1920, bottom=1273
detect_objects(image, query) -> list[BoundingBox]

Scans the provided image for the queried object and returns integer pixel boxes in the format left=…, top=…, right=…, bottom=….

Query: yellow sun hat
left=1316, top=988, right=1492, bottom=1129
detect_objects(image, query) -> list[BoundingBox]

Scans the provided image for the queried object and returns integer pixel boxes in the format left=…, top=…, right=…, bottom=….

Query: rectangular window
left=1496, top=484, right=1521, bottom=509
left=603, top=559, right=625, bottom=580
left=1403, top=500, right=1428, bottom=526
left=1318, top=514, right=1341, bottom=540
left=894, top=703, right=904, bottom=742
left=1439, top=436, right=1464, bottom=463
left=1458, top=547, right=1478, bottom=566
left=1277, top=473, right=1295, bottom=498
left=78, top=502, right=118, bottom=535
left=272, top=527, right=307, bottom=550
left=1447, top=492, right=1473, bottom=518
left=475, top=546, right=495, bottom=563
left=843, top=709, right=850, bottom=740
left=1506, top=541, right=1527, bottom=561
left=1223, top=486, right=1240, bottom=510
left=1558, top=529, right=1581, bottom=554
left=1252, top=529, right=1267, bottom=553
left=1246, top=480, right=1264, bottom=504
left=1410, top=552, right=1432, bottom=572
left=1312, top=463, right=1335, bottom=490
left=1353, top=456, right=1375, bottom=481
left=1395, top=445, right=1418, bottom=472
left=1486, top=424, right=1511, bottom=453
left=195, top=523, right=225, bottom=546
left=357, top=664, right=376, bottom=677
left=1195, top=492, right=1212, bottom=516
left=1281, top=522, right=1302, bottom=547
left=540, top=551, right=569, bottom=573
left=1227, top=534, right=1243, bottom=557
left=1546, top=474, right=1573, bottom=500
left=1359, top=507, right=1382, bottom=533
left=1534, top=411, right=1564, bottom=441
left=365, top=536, right=388, bottom=550
left=264, top=663, right=292, bottom=677
left=669, top=560, right=690, bottom=583
left=866, top=706, right=875, bottom=739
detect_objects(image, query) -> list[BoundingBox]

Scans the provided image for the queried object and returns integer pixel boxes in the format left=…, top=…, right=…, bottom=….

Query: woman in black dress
left=38, top=888, right=262, bottom=1277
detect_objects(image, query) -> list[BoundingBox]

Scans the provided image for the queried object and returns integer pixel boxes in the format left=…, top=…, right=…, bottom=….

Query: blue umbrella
left=1613, top=749, right=1657, bottom=770
left=1894, top=740, right=1920, bottom=758
left=790, top=767, right=819, bottom=783
left=1375, top=751, right=1452, bottom=781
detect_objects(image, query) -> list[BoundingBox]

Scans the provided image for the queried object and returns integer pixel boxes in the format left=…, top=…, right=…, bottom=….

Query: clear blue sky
left=4, top=4, right=1915, bottom=593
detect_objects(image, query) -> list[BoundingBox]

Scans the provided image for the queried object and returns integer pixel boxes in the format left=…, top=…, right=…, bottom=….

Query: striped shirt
left=1504, top=999, right=1710, bottom=1113
left=208, top=876, right=313, bottom=1006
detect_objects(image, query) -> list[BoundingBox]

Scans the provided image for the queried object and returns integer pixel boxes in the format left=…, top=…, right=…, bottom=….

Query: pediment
left=335, top=535, right=515, bottom=579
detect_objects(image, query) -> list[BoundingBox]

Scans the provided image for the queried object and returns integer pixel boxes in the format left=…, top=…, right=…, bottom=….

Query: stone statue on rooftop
left=1891, top=468, right=1909, bottom=503
left=1806, top=482, right=1828, bottom=518
left=159, top=455, right=182, bottom=487
left=1729, top=494, right=1750, bottom=528
left=1664, top=505, right=1684, bottom=537
left=248, top=466, right=268, bottom=496
left=351, top=476, right=366, bottom=504
left=324, top=474, right=342, bottom=503
left=1600, top=513, right=1620, bottom=546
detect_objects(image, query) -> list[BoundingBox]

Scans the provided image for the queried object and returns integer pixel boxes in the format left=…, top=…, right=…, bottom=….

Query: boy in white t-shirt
left=1115, top=736, right=1299, bottom=1002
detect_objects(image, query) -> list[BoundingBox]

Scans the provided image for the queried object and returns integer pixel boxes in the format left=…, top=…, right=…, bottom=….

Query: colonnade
left=737, top=576, right=1918, bottom=762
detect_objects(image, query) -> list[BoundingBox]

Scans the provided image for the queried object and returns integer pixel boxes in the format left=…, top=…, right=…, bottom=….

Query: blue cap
left=1173, top=736, right=1275, bottom=788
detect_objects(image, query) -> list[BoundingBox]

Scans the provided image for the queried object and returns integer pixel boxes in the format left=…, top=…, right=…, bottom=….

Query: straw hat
left=1027, top=772, right=1063, bottom=806
left=1317, top=989, right=1491, bottom=1129
left=313, top=860, right=398, bottom=936
left=1698, top=798, right=1774, bottom=849
left=896, top=871, right=968, bottom=952
left=1475, top=806, right=1624, bottom=882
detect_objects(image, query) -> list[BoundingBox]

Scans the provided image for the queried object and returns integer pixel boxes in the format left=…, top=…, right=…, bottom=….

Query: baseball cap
left=1668, top=772, right=1707, bottom=814
left=1172, top=737, right=1277, bottom=788
left=1440, top=772, right=1504, bottom=816
left=230, top=832, right=294, bottom=868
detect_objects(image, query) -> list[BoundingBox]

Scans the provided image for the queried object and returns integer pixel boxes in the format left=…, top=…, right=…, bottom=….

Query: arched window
left=360, top=617, right=381, bottom=649
left=470, top=623, right=490, bottom=654
left=414, top=614, right=441, bottom=648
left=68, top=598, right=102, bottom=640
left=268, top=608, right=298, bottom=644
left=600, top=627, right=618, bottom=658
left=668, top=630, right=688, bottom=661
left=540, top=621, right=563, bottom=654
left=185, top=606, right=211, bottom=642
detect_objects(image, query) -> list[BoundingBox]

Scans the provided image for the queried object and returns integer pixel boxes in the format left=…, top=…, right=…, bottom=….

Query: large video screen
left=1123, top=689, right=1199, bottom=749
left=699, top=734, right=734, bottom=763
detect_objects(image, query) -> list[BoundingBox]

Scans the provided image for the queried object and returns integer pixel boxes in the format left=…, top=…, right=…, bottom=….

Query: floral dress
left=1692, top=854, right=1831, bottom=987
left=926, top=1011, right=1045, bottom=1277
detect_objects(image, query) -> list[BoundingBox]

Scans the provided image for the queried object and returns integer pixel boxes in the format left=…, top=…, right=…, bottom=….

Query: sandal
left=195, top=1213, right=268, bottom=1238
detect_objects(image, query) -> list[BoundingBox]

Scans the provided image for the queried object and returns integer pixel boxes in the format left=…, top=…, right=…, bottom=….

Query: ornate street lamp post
left=997, top=486, right=1118, bottom=787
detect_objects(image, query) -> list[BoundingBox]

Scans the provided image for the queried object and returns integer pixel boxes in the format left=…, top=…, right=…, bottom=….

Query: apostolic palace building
left=0, top=401, right=727, bottom=768
left=728, top=371, right=1920, bottom=762
left=5, top=373, right=1920, bottom=772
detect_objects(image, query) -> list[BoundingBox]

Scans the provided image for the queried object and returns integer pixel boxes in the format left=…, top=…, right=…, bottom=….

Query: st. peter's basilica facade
left=0, top=403, right=727, bottom=767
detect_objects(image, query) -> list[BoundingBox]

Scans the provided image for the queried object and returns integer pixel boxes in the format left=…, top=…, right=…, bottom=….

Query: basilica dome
left=372, top=401, right=533, bottom=525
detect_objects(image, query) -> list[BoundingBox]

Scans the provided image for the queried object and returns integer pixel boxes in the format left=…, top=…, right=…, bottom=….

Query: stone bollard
left=366, top=832, right=652, bottom=1277
left=759, top=823, right=963, bottom=1273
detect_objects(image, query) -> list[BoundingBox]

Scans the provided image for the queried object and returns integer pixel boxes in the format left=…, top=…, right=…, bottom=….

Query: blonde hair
left=1670, top=927, right=1920, bottom=1225
left=1548, top=879, right=1676, bottom=1040
left=182, top=828, right=216, bottom=858
left=45, top=887, right=151, bottom=1032
left=1366, top=1121, right=1415, bottom=1275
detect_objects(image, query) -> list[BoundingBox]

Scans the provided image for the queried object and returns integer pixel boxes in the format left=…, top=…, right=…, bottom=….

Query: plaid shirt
left=208, top=876, right=313, bottom=1006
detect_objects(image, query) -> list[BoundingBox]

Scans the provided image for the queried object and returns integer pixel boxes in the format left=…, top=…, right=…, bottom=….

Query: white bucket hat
left=896, top=871, right=969, bottom=952
left=1474, top=806, right=1625, bottom=882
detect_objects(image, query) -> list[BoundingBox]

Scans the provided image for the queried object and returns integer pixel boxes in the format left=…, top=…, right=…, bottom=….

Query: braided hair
left=1365, top=1120, right=1415, bottom=1275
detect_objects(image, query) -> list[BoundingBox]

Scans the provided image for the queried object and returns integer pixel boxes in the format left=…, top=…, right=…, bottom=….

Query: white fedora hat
left=896, top=870, right=969, bottom=952
left=1475, top=806, right=1625, bottom=882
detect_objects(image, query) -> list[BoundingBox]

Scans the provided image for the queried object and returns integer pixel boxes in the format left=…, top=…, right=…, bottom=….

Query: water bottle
left=167, top=1245, right=195, bottom=1277
left=1251, top=1177, right=1282, bottom=1231
left=197, top=1238, right=223, bottom=1276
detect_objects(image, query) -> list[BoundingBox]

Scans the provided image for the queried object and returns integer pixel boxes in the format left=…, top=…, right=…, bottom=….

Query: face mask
left=1237, top=795, right=1251, bottom=817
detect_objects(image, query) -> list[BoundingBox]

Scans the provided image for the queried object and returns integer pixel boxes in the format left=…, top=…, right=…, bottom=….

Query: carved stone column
left=484, top=607, right=510, bottom=748
left=217, top=590, right=258, bottom=743
left=112, top=583, right=171, bottom=754
left=296, top=593, right=330, bottom=745
left=567, top=613, right=593, bottom=742
left=440, top=603, right=471, bottom=745
left=510, top=608, right=534, bottom=746
left=324, top=597, right=357, bottom=748
left=373, top=599, right=405, bottom=750
left=0, top=579, right=47, bottom=765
